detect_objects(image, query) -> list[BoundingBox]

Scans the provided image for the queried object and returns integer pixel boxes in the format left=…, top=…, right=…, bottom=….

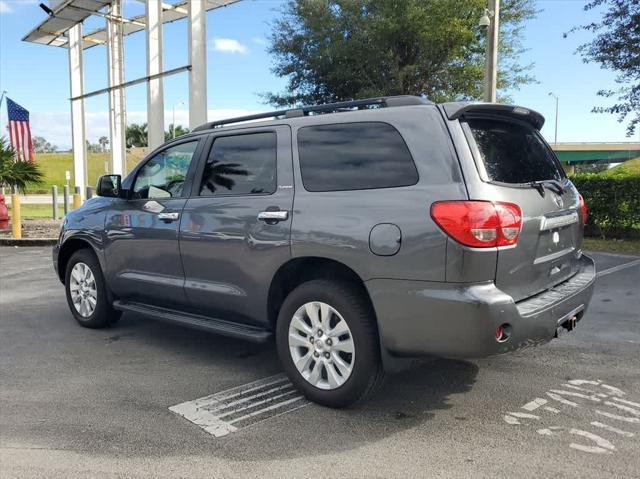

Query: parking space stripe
left=169, top=373, right=310, bottom=437
left=596, top=259, right=640, bottom=278
left=591, top=422, right=634, bottom=438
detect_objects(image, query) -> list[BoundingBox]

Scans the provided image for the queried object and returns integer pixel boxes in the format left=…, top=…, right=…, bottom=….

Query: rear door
left=179, top=126, right=293, bottom=326
left=461, top=115, right=584, bottom=302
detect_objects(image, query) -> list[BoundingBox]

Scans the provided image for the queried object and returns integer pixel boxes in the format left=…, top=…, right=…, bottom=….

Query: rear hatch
left=462, top=112, right=585, bottom=302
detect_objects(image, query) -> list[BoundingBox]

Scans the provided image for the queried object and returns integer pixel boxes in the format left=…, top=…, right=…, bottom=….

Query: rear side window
left=467, top=118, right=563, bottom=184
left=297, top=122, right=418, bottom=192
left=199, top=132, right=277, bottom=196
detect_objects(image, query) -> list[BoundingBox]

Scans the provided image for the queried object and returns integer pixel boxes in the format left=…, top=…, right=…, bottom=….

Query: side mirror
left=96, top=174, right=122, bottom=198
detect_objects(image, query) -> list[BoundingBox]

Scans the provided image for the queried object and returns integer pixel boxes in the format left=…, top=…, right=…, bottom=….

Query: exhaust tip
left=495, top=323, right=512, bottom=343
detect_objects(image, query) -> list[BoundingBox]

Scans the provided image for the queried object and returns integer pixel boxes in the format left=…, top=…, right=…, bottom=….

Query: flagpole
left=0, top=92, right=8, bottom=196
left=0, top=91, right=6, bottom=136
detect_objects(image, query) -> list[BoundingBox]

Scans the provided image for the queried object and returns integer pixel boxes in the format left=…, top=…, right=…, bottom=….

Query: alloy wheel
left=288, top=301, right=355, bottom=390
left=69, top=262, right=98, bottom=318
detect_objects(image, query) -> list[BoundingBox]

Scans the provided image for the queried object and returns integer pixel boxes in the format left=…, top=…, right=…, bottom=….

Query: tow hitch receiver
left=563, top=315, right=578, bottom=332
left=555, top=311, right=583, bottom=338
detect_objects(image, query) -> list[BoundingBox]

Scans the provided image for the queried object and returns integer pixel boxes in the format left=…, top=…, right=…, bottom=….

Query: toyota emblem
left=552, top=194, right=563, bottom=208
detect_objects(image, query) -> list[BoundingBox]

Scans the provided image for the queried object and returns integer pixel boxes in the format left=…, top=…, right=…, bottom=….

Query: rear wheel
left=64, top=249, right=120, bottom=329
left=276, top=280, right=384, bottom=408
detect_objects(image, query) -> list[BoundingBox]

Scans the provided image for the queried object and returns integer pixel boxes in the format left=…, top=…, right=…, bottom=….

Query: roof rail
left=192, top=95, right=430, bottom=132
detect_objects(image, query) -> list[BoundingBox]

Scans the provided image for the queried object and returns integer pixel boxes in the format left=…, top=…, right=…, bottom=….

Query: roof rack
left=192, top=95, right=430, bottom=132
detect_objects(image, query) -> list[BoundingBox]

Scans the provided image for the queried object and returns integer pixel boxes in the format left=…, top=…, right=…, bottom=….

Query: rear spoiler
left=441, top=102, right=545, bottom=130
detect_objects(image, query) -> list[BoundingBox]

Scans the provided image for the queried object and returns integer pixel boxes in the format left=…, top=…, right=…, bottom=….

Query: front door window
left=132, top=141, right=198, bottom=199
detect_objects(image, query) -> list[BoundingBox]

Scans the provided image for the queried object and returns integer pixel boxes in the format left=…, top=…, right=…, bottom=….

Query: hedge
left=571, top=175, right=640, bottom=239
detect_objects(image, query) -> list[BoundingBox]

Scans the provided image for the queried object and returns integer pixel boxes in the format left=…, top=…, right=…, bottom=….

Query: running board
left=112, top=300, right=273, bottom=343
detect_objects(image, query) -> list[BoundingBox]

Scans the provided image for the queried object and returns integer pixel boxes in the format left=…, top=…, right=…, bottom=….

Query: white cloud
left=9, top=108, right=265, bottom=150
left=210, top=38, right=248, bottom=54
left=251, top=36, right=267, bottom=46
left=0, top=1, right=13, bottom=13
left=0, top=0, right=38, bottom=12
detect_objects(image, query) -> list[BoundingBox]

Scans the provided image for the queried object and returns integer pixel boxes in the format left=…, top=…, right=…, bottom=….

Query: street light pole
left=549, top=92, right=559, bottom=146
left=481, top=0, right=500, bottom=102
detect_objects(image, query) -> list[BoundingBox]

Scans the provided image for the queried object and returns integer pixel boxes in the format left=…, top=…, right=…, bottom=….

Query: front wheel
left=276, top=280, right=384, bottom=408
left=64, top=249, right=121, bottom=329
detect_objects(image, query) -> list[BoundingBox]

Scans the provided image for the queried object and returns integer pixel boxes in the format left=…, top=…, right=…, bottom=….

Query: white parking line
left=505, top=379, right=640, bottom=454
left=591, top=421, right=634, bottom=438
left=596, top=259, right=640, bottom=278
left=169, top=373, right=310, bottom=437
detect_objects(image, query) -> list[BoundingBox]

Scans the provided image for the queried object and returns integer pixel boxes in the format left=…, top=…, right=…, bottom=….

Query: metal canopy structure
left=23, top=0, right=113, bottom=48
left=24, top=0, right=238, bottom=49
left=23, top=0, right=239, bottom=198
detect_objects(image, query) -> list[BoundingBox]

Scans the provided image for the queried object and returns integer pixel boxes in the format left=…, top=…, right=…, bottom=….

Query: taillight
left=430, top=201, right=522, bottom=248
left=578, top=194, right=587, bottom=226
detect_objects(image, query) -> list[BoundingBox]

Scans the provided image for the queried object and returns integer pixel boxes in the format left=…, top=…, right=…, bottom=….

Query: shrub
left=571, top=174, right=640, bottom=239
left=0, top=137, right=44, bottom=193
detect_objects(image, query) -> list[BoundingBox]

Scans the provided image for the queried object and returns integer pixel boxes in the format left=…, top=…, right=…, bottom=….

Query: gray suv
left=53, top=96, right=596, bottom=407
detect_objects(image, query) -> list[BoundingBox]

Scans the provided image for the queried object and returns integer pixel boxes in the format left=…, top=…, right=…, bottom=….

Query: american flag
left=7, top=98, right=33, bottom=163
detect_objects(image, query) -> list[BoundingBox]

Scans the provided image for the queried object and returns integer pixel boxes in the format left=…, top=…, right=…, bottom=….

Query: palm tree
left=98, top=136, right=109, bottom=152
left=126, top=123, right=148, bottom=148
left=165, top=124, right=190, bottom=141
left=0, top=137, right=44, bottom=193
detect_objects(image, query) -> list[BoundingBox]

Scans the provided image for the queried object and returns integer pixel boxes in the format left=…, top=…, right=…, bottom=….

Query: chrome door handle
left=158, top=212, right=180, bottom=222
left=257, top=210, right=288, bottom=222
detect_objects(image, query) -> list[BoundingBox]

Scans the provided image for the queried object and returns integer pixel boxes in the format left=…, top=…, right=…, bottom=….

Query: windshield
left=467, top=118, right=563, bottom=184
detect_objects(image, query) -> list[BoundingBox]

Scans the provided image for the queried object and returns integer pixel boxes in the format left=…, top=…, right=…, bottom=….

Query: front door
left=179, top=127, right=293, bottom=326
left=104, top=138, right=202, bottom=308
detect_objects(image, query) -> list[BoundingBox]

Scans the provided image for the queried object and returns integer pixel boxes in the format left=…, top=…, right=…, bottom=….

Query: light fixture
left=39, top=3, right=54, bottom=16
left=479, top=9, right=492, bottom=27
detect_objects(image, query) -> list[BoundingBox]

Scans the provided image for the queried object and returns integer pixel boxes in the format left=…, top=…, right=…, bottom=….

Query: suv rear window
left=297, top=122, right=418, bottom=192
left=467, top=118, right=563, bottom=184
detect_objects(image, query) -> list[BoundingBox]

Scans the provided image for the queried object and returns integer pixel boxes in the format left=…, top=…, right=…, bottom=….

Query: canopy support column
left=188, top=0, right=207, bottom=129
left=107, top=0, right=126, bottom=175
left=68, top=24, right=86, bottom=198
left=146, top=0, right=165, bottom=149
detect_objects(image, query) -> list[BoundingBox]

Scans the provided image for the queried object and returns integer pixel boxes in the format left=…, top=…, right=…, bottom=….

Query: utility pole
left=481, top=0, right=500, bottom=102
left=549, top=92, right=559, bottom=146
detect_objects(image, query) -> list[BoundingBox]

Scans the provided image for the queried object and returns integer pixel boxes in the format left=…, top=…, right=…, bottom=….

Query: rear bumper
left=366, top=254, right=596, bottom=359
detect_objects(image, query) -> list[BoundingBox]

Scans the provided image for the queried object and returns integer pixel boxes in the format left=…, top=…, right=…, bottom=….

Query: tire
left=276, top=279, right=384, bottom=408
left=64, top=249, right=121, bottom=329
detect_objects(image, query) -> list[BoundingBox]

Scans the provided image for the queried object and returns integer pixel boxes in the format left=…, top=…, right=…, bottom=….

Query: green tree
left=569, top=0, right=640, bottom=137
left=0, top=137, right=44, bottom=193
left=32, top=136, right=58, bottom=153
left=165, top=124, right=190, bottom=141
left=98, top=136, right=109, bottom=152
left=266, top=0, right=536, bottom=106
left=126, top=123, right=148, bottom=148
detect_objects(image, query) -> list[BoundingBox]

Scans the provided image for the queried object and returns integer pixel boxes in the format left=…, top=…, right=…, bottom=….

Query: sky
left=0, top=0, right=637, bottom=150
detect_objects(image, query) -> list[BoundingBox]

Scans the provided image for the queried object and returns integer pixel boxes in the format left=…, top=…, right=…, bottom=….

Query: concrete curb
left=0, top=238, right=57, bottom=247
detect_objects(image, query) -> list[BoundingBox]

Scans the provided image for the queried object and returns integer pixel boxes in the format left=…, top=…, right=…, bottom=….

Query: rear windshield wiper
left=529, top=179, right=565, bottom=196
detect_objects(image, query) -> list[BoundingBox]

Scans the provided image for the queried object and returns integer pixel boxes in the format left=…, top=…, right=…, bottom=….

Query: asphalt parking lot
left=1, top=247, right=639, bottom=478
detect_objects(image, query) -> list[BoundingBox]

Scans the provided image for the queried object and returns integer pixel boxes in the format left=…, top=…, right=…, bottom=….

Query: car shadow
left=100, top=313, right=478, bottom=460
left=216, top=358, right=479, bottom=461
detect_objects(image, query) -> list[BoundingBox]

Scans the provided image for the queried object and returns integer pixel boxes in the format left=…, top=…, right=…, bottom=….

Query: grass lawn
left=27, top=151, right=145, bottom=194
left=12, top=203, right=64, bottom=219
left=599, top=157, right=640, bottom=177
left=583, top=237, right=640, bottom=256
